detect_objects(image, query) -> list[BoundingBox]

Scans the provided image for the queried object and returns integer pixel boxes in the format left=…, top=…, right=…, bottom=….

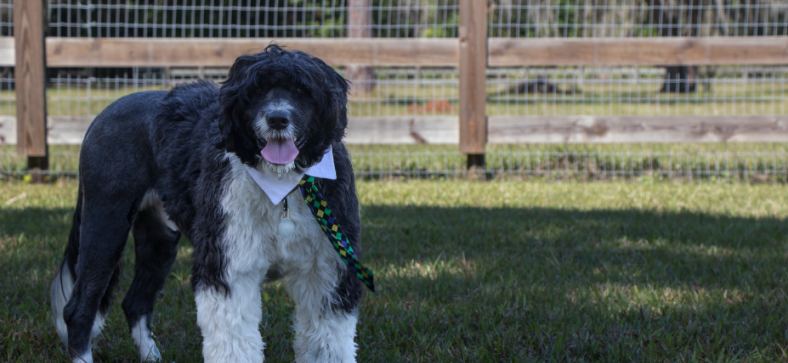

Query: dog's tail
left=50, top=184, right=113, bottom=345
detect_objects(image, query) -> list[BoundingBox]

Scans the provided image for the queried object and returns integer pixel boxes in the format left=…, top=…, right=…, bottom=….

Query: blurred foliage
left=35, top=0, right=788, bottom=39
left=44, top=0, right=460, bottom=38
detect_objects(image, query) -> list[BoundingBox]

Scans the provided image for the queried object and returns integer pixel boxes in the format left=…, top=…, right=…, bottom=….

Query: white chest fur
left=197, top=155, right=358, bottom=363
left=220, top=155, right=342, bottom=284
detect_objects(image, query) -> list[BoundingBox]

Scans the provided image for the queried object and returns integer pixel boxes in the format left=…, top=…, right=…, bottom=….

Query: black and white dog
left=50, top=45, right=366, bottom=362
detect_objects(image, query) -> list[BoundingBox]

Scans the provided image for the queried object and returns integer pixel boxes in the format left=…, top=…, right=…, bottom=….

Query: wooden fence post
left=14, top=0, right=48, bottom=179
left=347, top=0, right=375, bottom=95
left=459, top=0, right=487, bottom=175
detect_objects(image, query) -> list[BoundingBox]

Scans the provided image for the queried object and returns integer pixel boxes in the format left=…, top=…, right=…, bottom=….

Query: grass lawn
left=3, top=181, right=788, bottom=362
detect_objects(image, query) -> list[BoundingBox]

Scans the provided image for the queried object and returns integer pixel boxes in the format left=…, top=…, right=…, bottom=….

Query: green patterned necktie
left=298, top=176, right=375, bottom=292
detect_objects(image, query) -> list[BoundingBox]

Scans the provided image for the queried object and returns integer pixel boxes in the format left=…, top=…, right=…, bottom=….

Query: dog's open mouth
left=260, top=137, right=299, bottom=165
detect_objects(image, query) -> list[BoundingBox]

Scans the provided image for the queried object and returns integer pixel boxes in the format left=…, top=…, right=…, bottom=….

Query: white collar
left=245, top=145, right=336, bottom=205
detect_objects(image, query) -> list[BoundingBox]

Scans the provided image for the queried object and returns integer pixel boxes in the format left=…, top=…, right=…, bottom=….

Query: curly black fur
left=52, top=45, right=363, bottom=360
left=216, top=44, right=349, bottom=168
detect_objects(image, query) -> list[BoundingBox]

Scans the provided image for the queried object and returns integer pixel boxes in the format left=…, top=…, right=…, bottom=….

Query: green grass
left=3, top=181, right=788, bottom=361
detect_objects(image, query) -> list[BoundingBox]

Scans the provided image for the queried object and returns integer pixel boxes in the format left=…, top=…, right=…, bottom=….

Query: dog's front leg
left=288, top=267, right=359, bottom=363
left=293, top=308, right=358, bottom=363
left=195, top=273, right=265, bottom=363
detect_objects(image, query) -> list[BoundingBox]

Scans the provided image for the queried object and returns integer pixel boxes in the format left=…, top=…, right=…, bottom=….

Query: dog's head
left=216, top=44, right=348, bottom=173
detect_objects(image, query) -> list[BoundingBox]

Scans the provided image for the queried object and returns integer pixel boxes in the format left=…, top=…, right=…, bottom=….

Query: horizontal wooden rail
left=346, top=116, right=458, bottom=144
left=489, top=37, right=788, bottom=66
left=4, top=115, right=788, bottom=145
left=0, top=37, right=459, bottom=67
left=3, top=36, right=787, bottom=68
left=0, top=116, right=13, bottom=144
left=0, top=116, right=461, bottom=145
left=0, top=37, right=13, bottom=66
left=488, top=116, right=788, bottom=143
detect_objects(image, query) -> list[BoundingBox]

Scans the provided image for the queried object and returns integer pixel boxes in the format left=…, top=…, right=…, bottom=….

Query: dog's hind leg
left=51, top=185, right=123, bottom=362
left=62, top=193, right=135, bottom=363
left=122, top=190, right=180, bottom=362
left=52, top=185, right=86, bottom=345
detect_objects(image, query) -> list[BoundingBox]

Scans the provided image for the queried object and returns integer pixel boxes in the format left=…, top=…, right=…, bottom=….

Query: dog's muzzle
left=259, top=111, right=299, bottom=165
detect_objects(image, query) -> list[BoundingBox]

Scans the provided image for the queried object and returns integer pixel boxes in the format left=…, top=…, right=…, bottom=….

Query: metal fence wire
left=18, top=65, right=788, bottom=119
left=45, top=0, right=460, bottom=38
left=5, top=147, right=788, bottom=183
left=36, top=1, right=788, bottom=39
left=1, top=1, right=788, bottom=182
left=486, top=0, right=788, bottom=118
left=489, top=1, right=788, bottom=38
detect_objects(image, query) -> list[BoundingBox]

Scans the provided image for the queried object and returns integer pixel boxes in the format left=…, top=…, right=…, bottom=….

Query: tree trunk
left=647, top=0, right=699, bottom=93
left=661, top=66, right=697, bottom=93
left=347, top=0, right=375, bottom=95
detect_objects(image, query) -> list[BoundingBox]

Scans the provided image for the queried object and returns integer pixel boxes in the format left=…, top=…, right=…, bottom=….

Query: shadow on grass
left=0, top=207, right=75, bottom=237
left=362, top=205, right=788, bottom=289
left=358, top=205, right=788, bottom=361
left=3, top=205, right=788, bottom=361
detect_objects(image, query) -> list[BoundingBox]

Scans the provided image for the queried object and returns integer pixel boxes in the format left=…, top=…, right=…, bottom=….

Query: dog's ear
left=216, top=52, right=270, bottom=164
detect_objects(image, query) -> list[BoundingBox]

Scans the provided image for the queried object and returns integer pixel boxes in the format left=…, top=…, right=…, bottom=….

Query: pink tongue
left=261, top=138, right=299, bottom=165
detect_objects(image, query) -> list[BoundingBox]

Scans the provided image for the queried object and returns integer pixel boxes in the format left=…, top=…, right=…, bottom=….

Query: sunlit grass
left=3, top=181, right=788, bottom=361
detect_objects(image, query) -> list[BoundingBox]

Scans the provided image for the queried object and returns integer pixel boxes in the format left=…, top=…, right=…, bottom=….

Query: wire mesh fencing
left=352, top=149, right=788, bottom=183
left=487, top=0, right=788, bottom=117
left=2, top=1, right=462, bottom=119
left=46, top=0, right=460, bottom=38
left=0, top=65, right=785, bottom=120
left=1, top=64, right=780, bottom=121
left=0, top=0, right=12, bottom=121
left=3, top=1, right=787, bottom=120
left=6, top=146, right=788, bottom=184
left=0, top=0, right=11, bottom=36
left=486, top=65, right=788, bottom=117
left=2, top=1, right=788, bottom=182
left=44, top=68, right=228, bottom=118
left=0, top=67, right=459, bottom=118
left=488, top=0, right=788, bottom=38
left=44, top=0, right=788, bottom=40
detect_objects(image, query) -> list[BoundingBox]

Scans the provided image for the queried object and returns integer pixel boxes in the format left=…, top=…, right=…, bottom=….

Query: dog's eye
left=255, top=88, right=263, bottom=95
left=294, top=87, right=303, bottom=95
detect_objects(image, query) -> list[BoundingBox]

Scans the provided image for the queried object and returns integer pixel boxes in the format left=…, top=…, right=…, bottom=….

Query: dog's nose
left=266, top=111, right=290, bottom=130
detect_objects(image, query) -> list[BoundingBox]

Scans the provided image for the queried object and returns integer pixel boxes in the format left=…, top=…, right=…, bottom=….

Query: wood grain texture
left=2, top=36, right=787, bottom=67
left=2, top=36, right=785, bottom=67
left=488, top=116, right=788, bottom=144
left=0, top=37, right=14, bottom=66
left=42, top=37, right=458, bottom=67
left=489, top=37, right=788, bottom=66
left=46, top=116, right=94, bottom=144
left=346, top=117, right=458, bottom=144
left=6, top=116, right=788, bottom=145
left=0, top=116, right=16, bottom=144
left=14, top=0, right=47, bottom=156
left=2, top=116, right=460, bottom=145
left=0, top=116, right=96, bottom=145
left=458, top=0, right=488, bottom=154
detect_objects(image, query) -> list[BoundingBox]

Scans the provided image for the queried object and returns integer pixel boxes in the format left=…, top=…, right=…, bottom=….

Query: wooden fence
left=4, top=0, right=788, bottom=171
